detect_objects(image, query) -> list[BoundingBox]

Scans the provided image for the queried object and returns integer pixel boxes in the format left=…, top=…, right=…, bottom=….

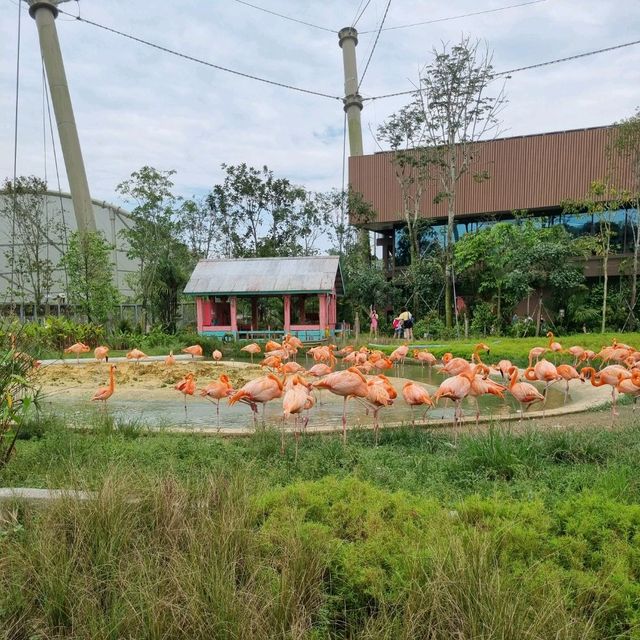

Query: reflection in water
left=43, top=359, right=570, bottom=431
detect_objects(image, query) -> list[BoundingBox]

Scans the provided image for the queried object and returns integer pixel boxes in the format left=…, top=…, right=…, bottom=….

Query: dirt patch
left=36, top=361, right=262, bottom=396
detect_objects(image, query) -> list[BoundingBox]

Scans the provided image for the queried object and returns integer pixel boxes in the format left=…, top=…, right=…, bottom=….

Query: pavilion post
left=230, top=296, right=238, bottom=335
left=283, top=295, right=291, bottom=333
left=319, top=294, right=328, bottom=333
left=196, top=297, right=205, bottom=333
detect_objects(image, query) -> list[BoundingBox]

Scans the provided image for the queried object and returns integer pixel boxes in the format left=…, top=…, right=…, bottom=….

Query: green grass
left=3, top=413, right=640, bottom=637
left=373, top=331, right=640, bottom=366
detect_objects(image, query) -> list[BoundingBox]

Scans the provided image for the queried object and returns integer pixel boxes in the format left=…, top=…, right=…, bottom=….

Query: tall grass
left=1, top=472, right=631, bottom=638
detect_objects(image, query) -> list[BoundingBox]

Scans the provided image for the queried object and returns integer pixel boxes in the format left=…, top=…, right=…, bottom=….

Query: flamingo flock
left=46, top=331, right=640, bottom=451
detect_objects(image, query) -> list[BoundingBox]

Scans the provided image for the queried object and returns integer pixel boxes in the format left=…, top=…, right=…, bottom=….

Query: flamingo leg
left=342, top=396, right=348, bottom=445
left=281, top=415, right=286, bottom=456
left=410, top=405, right=415, bottom=427
left=475, top=397, right=480, bottom=427
left=262, top=402, right=266, bottom=427
left=612, top=387, right=619, bottom=417
left=564, top=380, right=569, bottom=404
left=183, top=394, right=187, bottom=419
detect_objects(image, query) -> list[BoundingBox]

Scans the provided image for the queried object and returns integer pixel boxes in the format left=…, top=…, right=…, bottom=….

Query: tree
left=414, top=36, right=507, bottom=327
left=564, top=181, right=625, bottom=334
left=206, top=163, right=331, bottom=258
left=116, top=166, right=193, bottom=330
left=377, top=104, right=435, bottom=265
left=179, top=197, right=216, bottom=259
left=611, top=109, right=640, bottom=327
left=0, top=176, right=60, bottom=316
left=61, top=231, right=119, bottom=323
left=455, top=218, right=584, bottom=334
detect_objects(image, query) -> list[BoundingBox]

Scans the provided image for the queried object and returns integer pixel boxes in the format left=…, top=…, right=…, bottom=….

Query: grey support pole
left=338, top=27, right=370, bottom=258
left=338, top=27, right=364, bottom=157
left=25, top=0, right=97, bottom=234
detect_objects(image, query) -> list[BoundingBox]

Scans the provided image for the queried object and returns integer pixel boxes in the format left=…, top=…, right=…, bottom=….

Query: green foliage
left=117, top=166, right=195, bottom=331
left=206, top=163, right=332, bottom=258
left=60, top=231, right=120, bottom=323
left=0, top=175, right=60, bottom=313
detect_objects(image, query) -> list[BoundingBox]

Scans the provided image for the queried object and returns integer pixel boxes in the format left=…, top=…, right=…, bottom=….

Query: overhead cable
left=363, top=37, right=640, bottom=102
left=358, top=0, right=392, bottom=90
left=359, top=0, right=546, bottom=33
left=57, top=9, right=342, bottom=101
left=231, top=0, right=335, bottom=33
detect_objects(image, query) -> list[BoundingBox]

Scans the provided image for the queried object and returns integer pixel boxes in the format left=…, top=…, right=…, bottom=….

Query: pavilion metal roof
left=184, top=256, right=344, bottom=296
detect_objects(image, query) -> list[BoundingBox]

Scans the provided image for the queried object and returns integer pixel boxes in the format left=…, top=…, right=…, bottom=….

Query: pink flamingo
left=175, top=372, right=196, bottom=418
left=212, top=349, right=223, bottom=361
left=64, top=342, right=90, bottom=364
left=91, top=364, right=116, bottom=407
left=200, top=374, right=233, bottom=427
left=228, top=373, right=284, bottom=426
left=282, top=375, right=312, bottom=457
left=94, top=346, right=109, bottom=363
left=126, top=348, right=147, bottom=366
left=365, top=375, right=396, bottom=444
left=582, top=366, right=631, bottom=417
left=556, top=364, right=584, bottom=403
left=432, top=368, right=476, bottom=428
left=507, top=366, right=545, bottom=421
left=165, top=350, right=176, bottom=366
left=313, top=367, right=369, bottom=444
left=402, top=381, right=433, bottom=425
left=241, top=343, right=261, bottom=363
left=182, top=345, right=203, bottom=359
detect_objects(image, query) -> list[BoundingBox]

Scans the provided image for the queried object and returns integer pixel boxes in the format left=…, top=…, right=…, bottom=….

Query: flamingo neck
left=509, top=368, right=519, bottom=389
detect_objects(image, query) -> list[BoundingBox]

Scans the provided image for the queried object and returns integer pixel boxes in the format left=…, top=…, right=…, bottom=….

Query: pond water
left=40, top=358, right=571, bottom=431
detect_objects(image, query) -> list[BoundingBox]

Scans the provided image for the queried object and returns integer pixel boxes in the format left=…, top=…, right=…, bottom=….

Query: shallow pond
left=40, top=357, right=572, bottom=431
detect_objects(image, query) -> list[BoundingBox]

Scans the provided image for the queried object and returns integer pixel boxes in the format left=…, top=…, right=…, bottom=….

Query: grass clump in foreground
left=2, top=414, right=640, bottom=637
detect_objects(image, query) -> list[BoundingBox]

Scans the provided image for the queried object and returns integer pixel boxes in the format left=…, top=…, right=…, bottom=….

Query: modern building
left=349, top=125, right=637, bottom=276
left=185, top=256, right=344, bottom=341
left=0, top=189, right=139, bottom=307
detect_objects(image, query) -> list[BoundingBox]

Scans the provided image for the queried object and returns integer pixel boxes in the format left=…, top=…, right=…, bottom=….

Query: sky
left=1, top=0, right=639, bottom=210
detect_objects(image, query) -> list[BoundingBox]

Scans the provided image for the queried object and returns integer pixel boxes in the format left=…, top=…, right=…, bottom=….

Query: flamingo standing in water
left=389, top=344, right=409, bottom=365
left=91, top=364, right=116, bottom=407
left=524, top=359, right=560, bottom=400
left=64, top=342, right=90, bottom=363
left=182, top=345, right=203, bottom=359
left=365, top=375, right=396, bottom=444
left=126, top=348, right=147, bottom=366
left=581, top=366, right=631, bottom=417
left=165, top=350, right=176, bottom=366
left=175, top=372, right=196, bottom=418
left=200, top=374, right=233, bottom=427
left=507, top=366, right=545, bottom=421
left=615, top=370, right=640, bottom=410
left=402, top=381, right=433, bottom=425
left=228, top=373, right=284, bottom=427
left=282, top=375, right=312, bottom=457
left=468, top=364, right=506, bottom=425
left=413, top=350, right=437, bottom=368
left=94, top=346, right=109, bottom=363
left=432, top=368, right=477, bottom=428
left=313, top=367, right=369, bottom=443
left=494, top=359, right=513, bottom=380
left=556, top=364, right=584, bottom=403
left=241, top=343, right=261, bottom=363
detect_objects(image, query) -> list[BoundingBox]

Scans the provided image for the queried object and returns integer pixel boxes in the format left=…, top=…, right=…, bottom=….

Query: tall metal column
left=25, top=0, right=96, bottom=234
left=338, top=27, right=364, bottom=157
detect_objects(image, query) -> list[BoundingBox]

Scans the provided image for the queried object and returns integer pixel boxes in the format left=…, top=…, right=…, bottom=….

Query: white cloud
left=1, top=0, right=639, bottom=209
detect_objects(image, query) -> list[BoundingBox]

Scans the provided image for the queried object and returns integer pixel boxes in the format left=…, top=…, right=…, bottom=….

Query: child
left=392, top=317, right=403, bottom=339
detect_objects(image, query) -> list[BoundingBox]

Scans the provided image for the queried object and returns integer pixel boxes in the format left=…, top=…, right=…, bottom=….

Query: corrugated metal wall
left=349, top=126, right=635, bottom=227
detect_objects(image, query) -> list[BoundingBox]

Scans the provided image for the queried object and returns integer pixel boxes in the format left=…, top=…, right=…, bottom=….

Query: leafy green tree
left=206, top=163, right=330, bottom=258
left=0, top=176, right=60, bottom=316
left=564, top=181, right=626, bottom=333
left=61, top=231, right=119, bottom=323
left=413, top=36, right=506, bottom=327
left=179, top=197, right=216, bottom=259
left=116, top=166, right=193, bottom=330
left=611, top=110, right=640, bottom=325
left=377, top=105, right=434, bottom=265
left=455, top=218, right=583, bottom=334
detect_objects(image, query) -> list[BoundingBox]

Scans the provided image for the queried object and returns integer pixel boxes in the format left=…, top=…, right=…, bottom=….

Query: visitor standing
left=392, top=317, right=403, bottom=339
left=399, top=308, right=414, bottom=340
left=369, top=306, right=379, bottom=338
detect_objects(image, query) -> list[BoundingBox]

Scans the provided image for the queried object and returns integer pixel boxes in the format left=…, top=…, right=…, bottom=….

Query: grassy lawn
left=375, top=331, right=640, bottom=366
left=2, top=412, right=640, bottom=637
